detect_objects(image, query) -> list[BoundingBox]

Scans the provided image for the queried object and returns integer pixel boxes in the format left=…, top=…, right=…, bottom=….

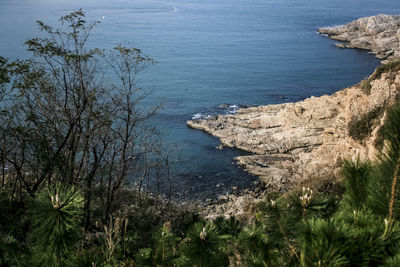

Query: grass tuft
left=360, top=79, right=372, bottom=95
left=348, top=106, right=384, bottom=143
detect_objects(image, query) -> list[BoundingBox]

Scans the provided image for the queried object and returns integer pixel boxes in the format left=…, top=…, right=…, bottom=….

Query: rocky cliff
left=189, top=62, right=400, bottom=194
left=190, top=14, right=400, bottom=218
left=318, top=14, right=400, bottom=62
left=189, top=71, right=400, bottom=192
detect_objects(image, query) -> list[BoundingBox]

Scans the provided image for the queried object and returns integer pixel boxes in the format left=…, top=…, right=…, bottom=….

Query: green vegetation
left=348, top=106, right=384, bottom=143
left=28, top=184, right=84, bottom=266
left=369, top=60, right=400, bottom=81
left=358, top=60, right=400, bottom=96
left=2, top=10, right=400, bottom=266
left=351, top=60, right=400, bottom=144
left=374, top=104, right=400, bottom=150
left=3, top=102, right=400, bottom=265
left=360, top=78, right=372, bottom=95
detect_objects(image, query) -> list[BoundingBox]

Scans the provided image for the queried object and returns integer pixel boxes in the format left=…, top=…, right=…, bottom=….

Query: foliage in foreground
left=28, top=184, right=84, bottom=266
left=1, top=104, right=400, bottom=266
left=369, top=60, right=400, bottom=81
left=3, top=10, right=400, bottom=267
left=348, top=106, right=384, bottom=143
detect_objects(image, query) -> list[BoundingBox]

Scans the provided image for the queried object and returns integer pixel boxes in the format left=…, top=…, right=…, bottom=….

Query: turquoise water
left=1, top=0, right=399, bottom=199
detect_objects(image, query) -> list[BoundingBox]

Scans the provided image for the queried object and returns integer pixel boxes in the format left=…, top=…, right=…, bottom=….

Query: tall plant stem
left=387, top=159, right=400, bottom=232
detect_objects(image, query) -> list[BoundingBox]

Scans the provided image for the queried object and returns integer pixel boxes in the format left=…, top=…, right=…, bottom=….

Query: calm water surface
left=1, top=0, right=399, bottom=199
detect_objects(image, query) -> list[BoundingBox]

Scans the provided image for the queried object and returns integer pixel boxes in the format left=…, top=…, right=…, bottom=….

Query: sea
left=1, top=0, right=399, bottom=200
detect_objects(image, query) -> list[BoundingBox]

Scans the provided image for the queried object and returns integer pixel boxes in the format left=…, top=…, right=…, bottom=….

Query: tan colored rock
left=318, top=14, right=400, bottom=62
left=193, top=14, right=400, bottom=218
left=187, top=70, right=400, bottom=192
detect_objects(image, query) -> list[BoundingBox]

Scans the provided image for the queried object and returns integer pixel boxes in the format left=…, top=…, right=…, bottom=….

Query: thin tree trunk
left=166, top=157, right=171, bottom=202
left=1, top=154, right=5, bottom=189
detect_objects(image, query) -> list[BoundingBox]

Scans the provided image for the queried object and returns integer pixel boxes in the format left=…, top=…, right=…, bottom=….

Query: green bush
left=177, top=222, right=229, bottom=267
left=360, top=78, right=372, bottom=95
left=348, top=106, right=384, bottom=142
left=374, top=104, right=400, bottom=150
left=369, top=60, right=400, bottom=81
left=28, top=184, right=84, bottom=266
left=0, top=190, right=30, bottom=266
left=4, top=11, right=400, bottom=267
left=299, top=219, right=349, bottom=266
left=237, top=225, right=277, bottom=266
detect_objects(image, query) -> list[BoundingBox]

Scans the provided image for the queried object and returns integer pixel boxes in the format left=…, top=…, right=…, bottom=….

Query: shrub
left=348, top=106, right=384, bottom=142
left=0, top=189, right=29, bottom=266
left=360, top=78, right=372, bottom=95
left=369, top=60, right=400, bottom=81
left=28, top=184, right=83, bottom=266
left=177, top=222, right=229, bottom=266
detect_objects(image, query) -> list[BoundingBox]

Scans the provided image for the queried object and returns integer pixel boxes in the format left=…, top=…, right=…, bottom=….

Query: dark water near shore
left=1, top=0, right=399, bottom=200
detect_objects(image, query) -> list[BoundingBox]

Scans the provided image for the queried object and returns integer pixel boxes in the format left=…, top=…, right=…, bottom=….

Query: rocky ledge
left=188, top=69, right=400, bottom=196
left=189, top=15, right=400, bottom=218
left=318, top=14, right=400, bottom=62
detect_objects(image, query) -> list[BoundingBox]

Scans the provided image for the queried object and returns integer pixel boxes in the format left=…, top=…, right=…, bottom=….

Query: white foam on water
left=191, top=104, right=253, bottom=121
left=321, top=33, right=328, bottom=37
left=191, top=113, right=212, bottom=120
left=226, top=104, right=239, bottom=114
left=316, top=31, right=328, bottom=37
left=218, top=104, right=251, bottom=115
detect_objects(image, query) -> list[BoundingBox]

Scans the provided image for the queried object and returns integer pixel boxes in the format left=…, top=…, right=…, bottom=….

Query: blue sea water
left=1, top=0, right=399, bottom=200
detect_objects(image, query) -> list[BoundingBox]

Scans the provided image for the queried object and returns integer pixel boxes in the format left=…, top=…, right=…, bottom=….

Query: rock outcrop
left=188, top=69, right=400, bottom=192
left=318, top=14, right=400, bottom=62
left=189, top=14, right=400, bottom=218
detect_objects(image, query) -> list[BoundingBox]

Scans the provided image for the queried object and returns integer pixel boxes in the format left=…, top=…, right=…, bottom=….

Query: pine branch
left=386, top=158, right=400, bottom=234
left=276, top=216, right=300, bottom=263
left=269, top=201, right=301, bottom=264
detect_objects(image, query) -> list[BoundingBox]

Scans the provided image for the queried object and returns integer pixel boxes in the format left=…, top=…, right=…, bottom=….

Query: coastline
left=189, top=15, right=400, bottom=217
left=318, top=14, right=400, bottom=63
left=189, top=71, right=400, bottom=189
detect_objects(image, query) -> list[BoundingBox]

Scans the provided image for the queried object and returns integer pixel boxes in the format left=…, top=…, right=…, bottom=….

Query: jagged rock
left=219, top=195, right=228, bottom=202
left=188, top=69, right=400, bottom=192
left=192, top=14, right=400, bottom=219
left=201, top=191, right=261, bottom=222
left=318, top=14, right=400, bottom=62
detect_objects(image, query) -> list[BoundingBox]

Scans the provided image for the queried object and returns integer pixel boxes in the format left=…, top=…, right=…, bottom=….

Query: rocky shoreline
left=190, top=14, right=400, bottom=218
left=189, top=72, right=400, bottom=190
left=318, top=14, right=400, bottom=63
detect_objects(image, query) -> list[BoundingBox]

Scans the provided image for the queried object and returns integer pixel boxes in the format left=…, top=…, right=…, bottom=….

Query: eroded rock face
left=318, top=14, right=400, bottom=62
left=188, top=71, right=400, bottom=192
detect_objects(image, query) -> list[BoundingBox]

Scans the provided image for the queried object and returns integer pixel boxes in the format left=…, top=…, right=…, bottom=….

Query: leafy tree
left=0, top=10, right=168, bottom=231
left=0, top=189, right=30, bottom=266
